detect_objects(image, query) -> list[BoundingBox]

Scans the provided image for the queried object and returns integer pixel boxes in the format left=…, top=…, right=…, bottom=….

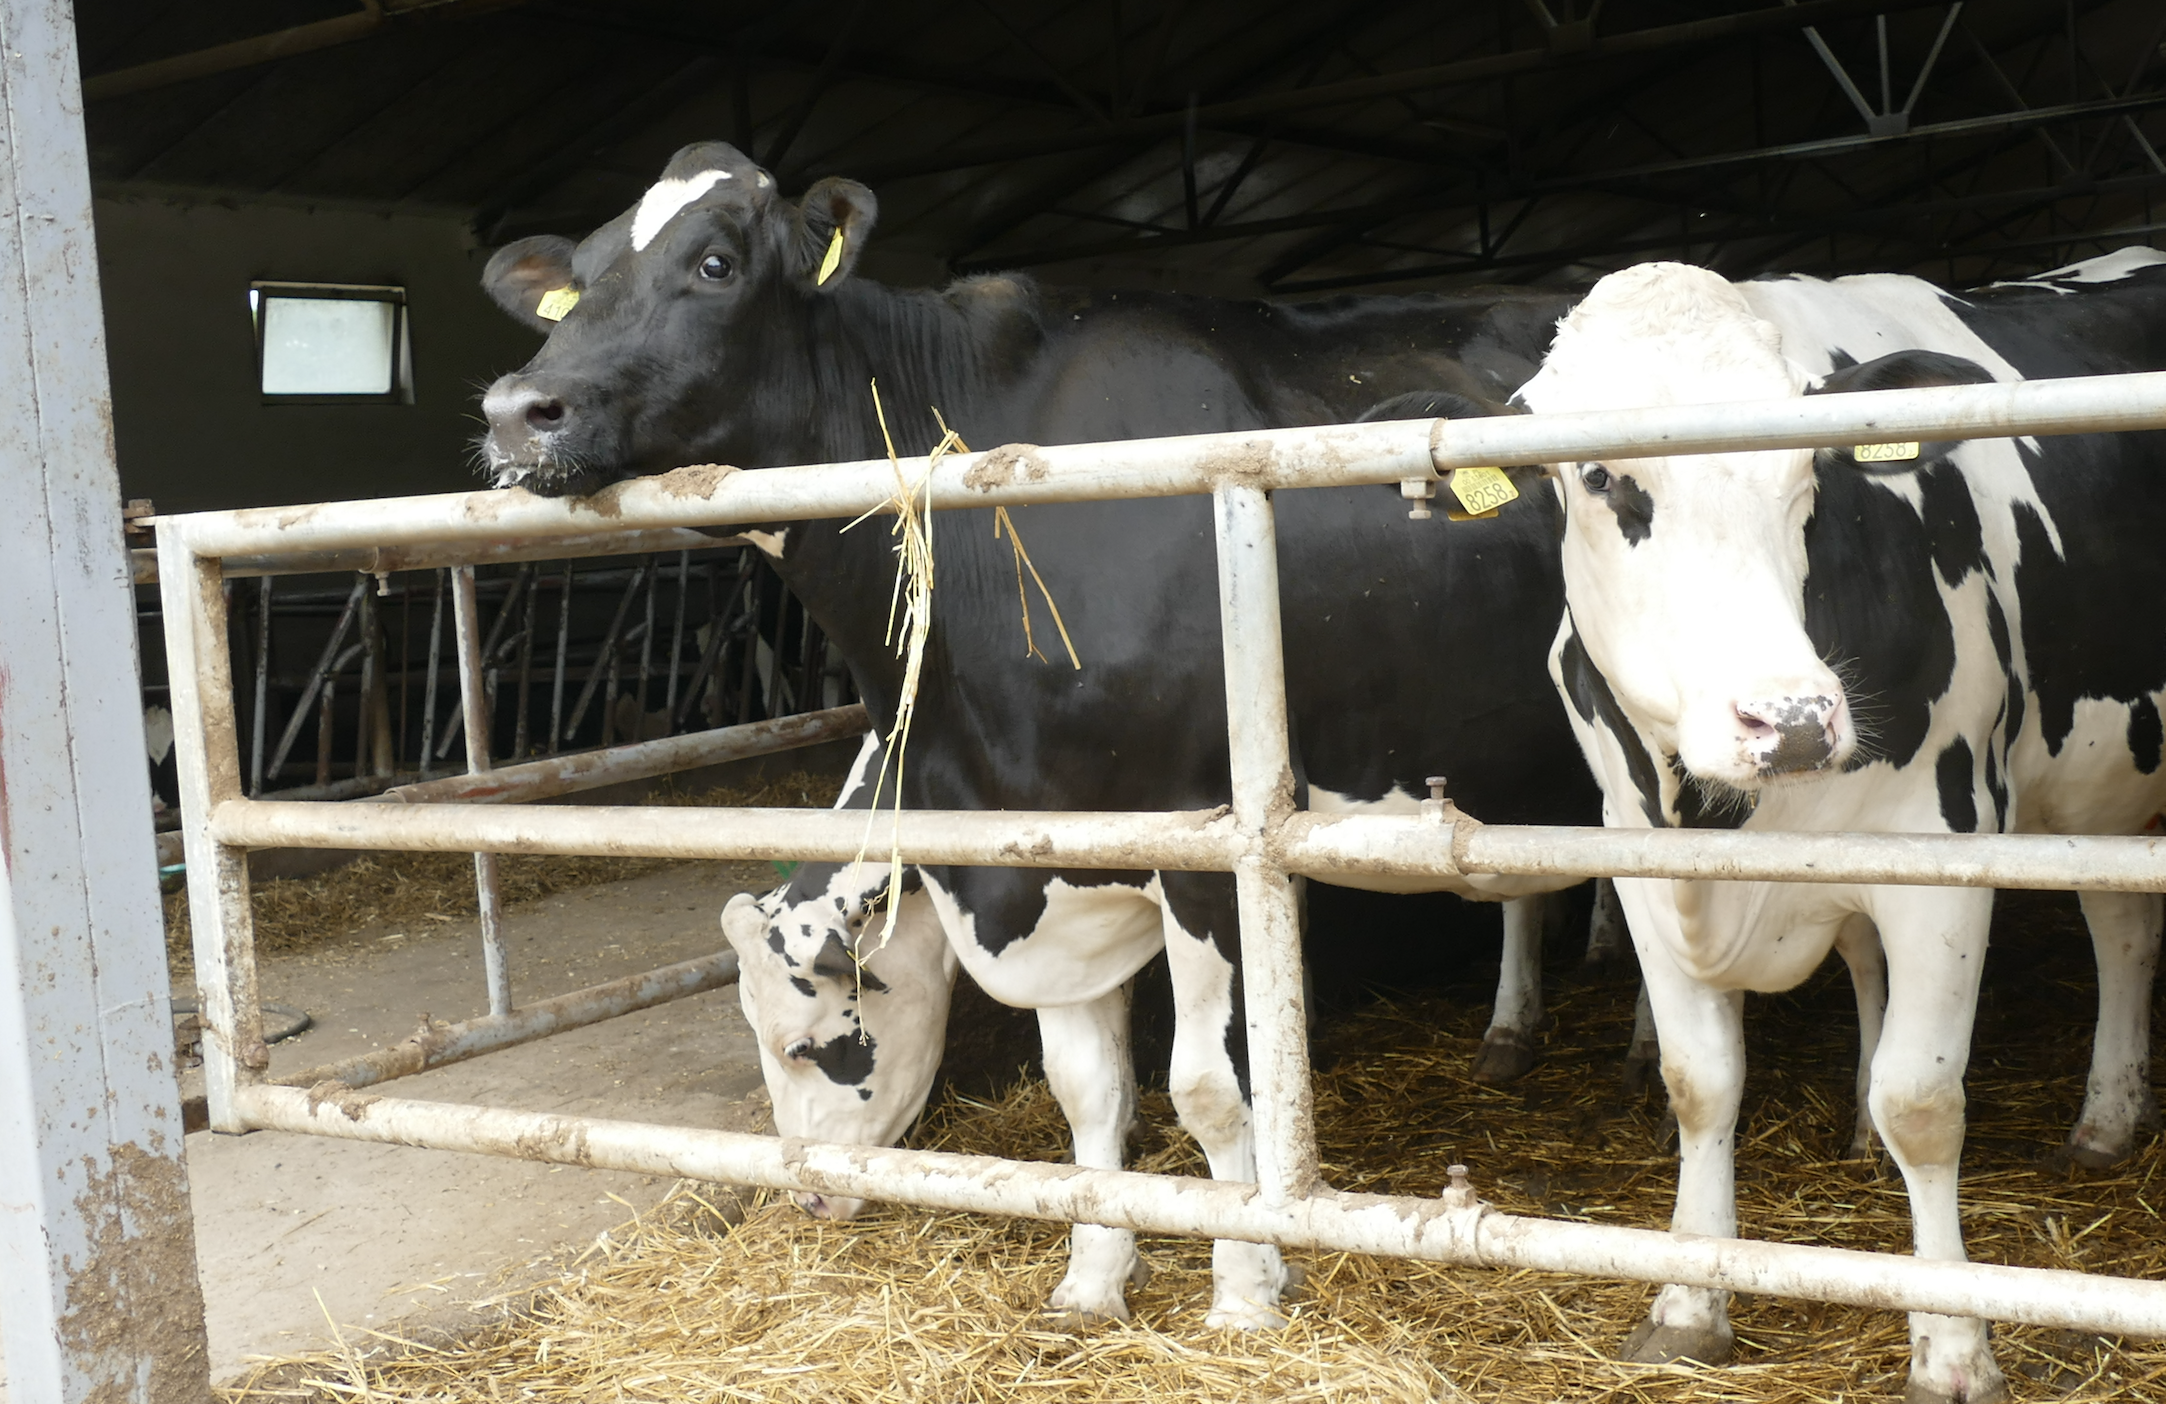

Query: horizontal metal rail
left=232, top=1083, right=2166, bottom=1339
left=370, top=704, right=868, bottom=806
left=273, top=950, right=739, bottom=1092
left=159, top=371, right=2166, bottom=557
left=203, top=799, right=2166, bottom=892
left=129, top=527, right=744, bottom=583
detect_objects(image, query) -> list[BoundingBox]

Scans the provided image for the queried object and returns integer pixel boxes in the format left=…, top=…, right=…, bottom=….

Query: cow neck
left=755, top=277, right=1044, bottom=735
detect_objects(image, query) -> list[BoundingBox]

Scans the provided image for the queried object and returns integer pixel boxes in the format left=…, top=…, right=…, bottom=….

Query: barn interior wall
left=91, top=193, right=546, bottom=513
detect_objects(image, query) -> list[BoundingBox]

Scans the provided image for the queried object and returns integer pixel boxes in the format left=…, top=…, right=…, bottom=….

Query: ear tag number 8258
left=1447, top=465, right=1518, bottom=520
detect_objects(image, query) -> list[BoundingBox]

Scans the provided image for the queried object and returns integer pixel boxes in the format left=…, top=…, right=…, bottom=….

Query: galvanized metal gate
left=154, top=371, right=2166, bottom=1340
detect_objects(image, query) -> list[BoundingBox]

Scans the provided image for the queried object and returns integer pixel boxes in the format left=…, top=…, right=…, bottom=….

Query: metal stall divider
left=160, top=375, right=2166, bottom=1338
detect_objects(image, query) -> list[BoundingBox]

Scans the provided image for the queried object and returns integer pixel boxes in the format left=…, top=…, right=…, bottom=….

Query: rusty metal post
left=0, top=3, right=211, bottom=1394
left=451, top=565, right=513, bottom=1016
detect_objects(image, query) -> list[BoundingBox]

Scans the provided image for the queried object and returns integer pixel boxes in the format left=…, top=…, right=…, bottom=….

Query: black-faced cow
left=1517, top=251, right=2166, bottom=1404
left=478, top=139, right=1606, bottom=1327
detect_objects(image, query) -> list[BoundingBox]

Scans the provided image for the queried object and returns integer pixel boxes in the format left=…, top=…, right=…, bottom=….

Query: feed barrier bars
left=159, top=372, right=2166, bottom=1339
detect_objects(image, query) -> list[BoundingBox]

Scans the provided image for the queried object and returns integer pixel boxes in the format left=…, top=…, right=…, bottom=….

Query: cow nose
left=482, top=379, right=570, bottom=443
left=1734, top=694, right=1843, bottom=773
left=794, top=1191, right=867, bottom=1220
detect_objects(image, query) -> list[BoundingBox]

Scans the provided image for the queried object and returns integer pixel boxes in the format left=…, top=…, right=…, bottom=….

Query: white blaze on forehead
left=1522, top=262, right=1801, bottom=414
left=631, top=169, right=730, bottom=251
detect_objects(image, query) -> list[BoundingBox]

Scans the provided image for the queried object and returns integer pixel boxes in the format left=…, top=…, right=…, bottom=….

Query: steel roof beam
left=842, top=0, right=1956, bottom=182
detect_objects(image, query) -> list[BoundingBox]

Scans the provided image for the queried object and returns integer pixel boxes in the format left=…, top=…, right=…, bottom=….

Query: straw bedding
left=218, top=888, right=2166, bottom=1402
left=162, top=770, right=843, bottom=973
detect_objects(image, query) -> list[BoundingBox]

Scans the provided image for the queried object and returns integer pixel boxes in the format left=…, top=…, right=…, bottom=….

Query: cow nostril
left=525, top=398, right=566, bottom=431
left=1734, top=705, right=1776, bottom=739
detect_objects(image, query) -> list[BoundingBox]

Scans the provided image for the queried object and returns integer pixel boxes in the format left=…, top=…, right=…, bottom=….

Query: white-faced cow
left=1517, top=251, right=2166, bottom=1404
left=477, top=140, right=1608, bottom=1328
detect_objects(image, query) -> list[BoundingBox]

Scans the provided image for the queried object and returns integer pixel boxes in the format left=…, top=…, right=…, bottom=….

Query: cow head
left=720, top=861, right=956, bottom=1219
left=478, top=141, right=876, bottom=496
left=1517, top=261, right=1991, bottom=791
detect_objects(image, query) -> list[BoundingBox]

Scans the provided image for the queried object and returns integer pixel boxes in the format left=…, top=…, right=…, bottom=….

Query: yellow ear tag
left=816, top=227, right=846, bottom=286
left=534, top=286, right=580, bottom=322
left=1854, top=440, right=1920, bottom=463
left=1446, top=465, right=1518, bottom=520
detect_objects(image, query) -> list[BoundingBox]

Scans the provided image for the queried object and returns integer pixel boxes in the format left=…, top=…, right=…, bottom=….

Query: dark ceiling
left=77, top=0, right=2166, bottom=295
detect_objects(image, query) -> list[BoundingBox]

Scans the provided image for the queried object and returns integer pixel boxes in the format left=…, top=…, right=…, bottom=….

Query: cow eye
left=698, top=253, right=733, bottom=281
left=1579, top=464, right=1612, bottom=493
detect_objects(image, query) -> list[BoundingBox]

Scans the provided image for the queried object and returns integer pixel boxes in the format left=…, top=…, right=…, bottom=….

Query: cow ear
left=791, top=177, right=878, bottom=292
left=483, top=235, right=579, bottom=332
left=1807, top=349, right=1994, bottom=474
left=1808, top=348, right=1994, bottom=397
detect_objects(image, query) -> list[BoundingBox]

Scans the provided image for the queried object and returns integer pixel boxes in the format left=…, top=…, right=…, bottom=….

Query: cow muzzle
left=794, top=1190, right=867, bottom=1220
left=480, top=376, right=607, bottom=497
left=1734, top=692, right=1847, bottom=776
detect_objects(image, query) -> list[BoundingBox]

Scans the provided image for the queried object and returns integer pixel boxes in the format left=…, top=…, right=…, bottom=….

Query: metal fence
left=158, top=370, right=2166, bottom=1340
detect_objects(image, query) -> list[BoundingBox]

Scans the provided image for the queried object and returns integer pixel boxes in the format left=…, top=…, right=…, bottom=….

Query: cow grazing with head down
left=1517, top=251, right=2166, bottom=1404
left=478, top=139, right=1608, bottom=1328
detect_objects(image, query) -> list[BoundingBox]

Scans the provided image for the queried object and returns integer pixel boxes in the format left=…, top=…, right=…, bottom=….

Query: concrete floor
left=0, top=858, right=779, bottom=1394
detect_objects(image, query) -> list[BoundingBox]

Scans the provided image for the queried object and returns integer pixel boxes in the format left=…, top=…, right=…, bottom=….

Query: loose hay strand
left=842, top=377, right=949, bottom=960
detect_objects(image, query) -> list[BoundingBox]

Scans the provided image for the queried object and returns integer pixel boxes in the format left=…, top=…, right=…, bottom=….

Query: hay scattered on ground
left=218, top=890, right=2166, bottom=1402
left=165, top=769, right=841, bottom=971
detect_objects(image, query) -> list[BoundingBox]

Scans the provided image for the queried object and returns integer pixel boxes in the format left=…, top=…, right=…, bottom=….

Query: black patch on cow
left=1936, top=739, right=1978, bottom=833
left=1157, top=870, right=1252, bottom=1099
left=1667, top=754, right=1750, bottom=830
left=1984, top=736, right=2009, bottom=830
left=1801, top=459, right=1959, bottom=773
left=813, top=932, right=891, bottom=993
left=1990, top=592, right=2026, bottom=749
left=1607, top=474, right=1654, bottom=545
left=2010, top=458, right=2166, bottom=761
left=806, top=1027, right=877, bottom=1087
left=1918, top=461, right=1987, bottom=588
left=788, top=976, right=816, bottom=999
left=767, top=928, right=790, bottom=959
left=1558, top=628, right=1669, bottom=828
left=2130, top=695, right=2164, bottom=775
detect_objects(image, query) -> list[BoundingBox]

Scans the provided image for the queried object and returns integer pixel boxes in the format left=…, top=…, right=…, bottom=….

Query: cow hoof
left=1902, top=1376, right=2009, bottom=1404
left=1471, top=1028, right=1537, bottom=1084
left=1621, top=1318, right=1734, bottom=1366
left=1206, top=1299, right=1288, bottom=1331
left=1042, top=1304, right=1126, bottom=1330
left=1042, top=1288, right=1132, bottom=1328
left=1129, top=1257, right=1153, bottom=1290
left=2060, top=1133, right=2133, bottom=1171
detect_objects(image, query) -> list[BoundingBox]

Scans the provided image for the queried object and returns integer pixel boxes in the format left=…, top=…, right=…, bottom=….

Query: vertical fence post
left=452, top=566, right=513, bottom=1017
left=1210, top=483, right=1318, bottom=1205
left=0, top=2, right=212, bottom=1394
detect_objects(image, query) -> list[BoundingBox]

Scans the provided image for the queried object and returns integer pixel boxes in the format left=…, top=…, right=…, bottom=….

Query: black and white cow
left=1517, top=250, right=2166, bottom=1403
left=477, top=140, right=1608, bottom=1327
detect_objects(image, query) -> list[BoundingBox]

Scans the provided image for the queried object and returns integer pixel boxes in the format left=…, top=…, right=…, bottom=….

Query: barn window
left=249, top=282, right=411, bottom=403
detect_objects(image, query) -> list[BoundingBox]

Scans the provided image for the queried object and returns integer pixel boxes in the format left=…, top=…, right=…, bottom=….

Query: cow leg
left=1585, top=877, right=1631, bottom=973
left=1609, top=881, right=1742, bottom=1366
left=1472, top=896, right=1544, bottom=1083
left=1156, top=871, right=1291, bottom=1330
left=1835, top=913, right=1887, bottom=1159
left=1037, top=987, right=1148, bottom=1324
left=2066, top=889, right=2164, bottom=1167
left=1870, top=885, right=2004, bottom=1404
left=1623, top=979, right=1660, bottom=1096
